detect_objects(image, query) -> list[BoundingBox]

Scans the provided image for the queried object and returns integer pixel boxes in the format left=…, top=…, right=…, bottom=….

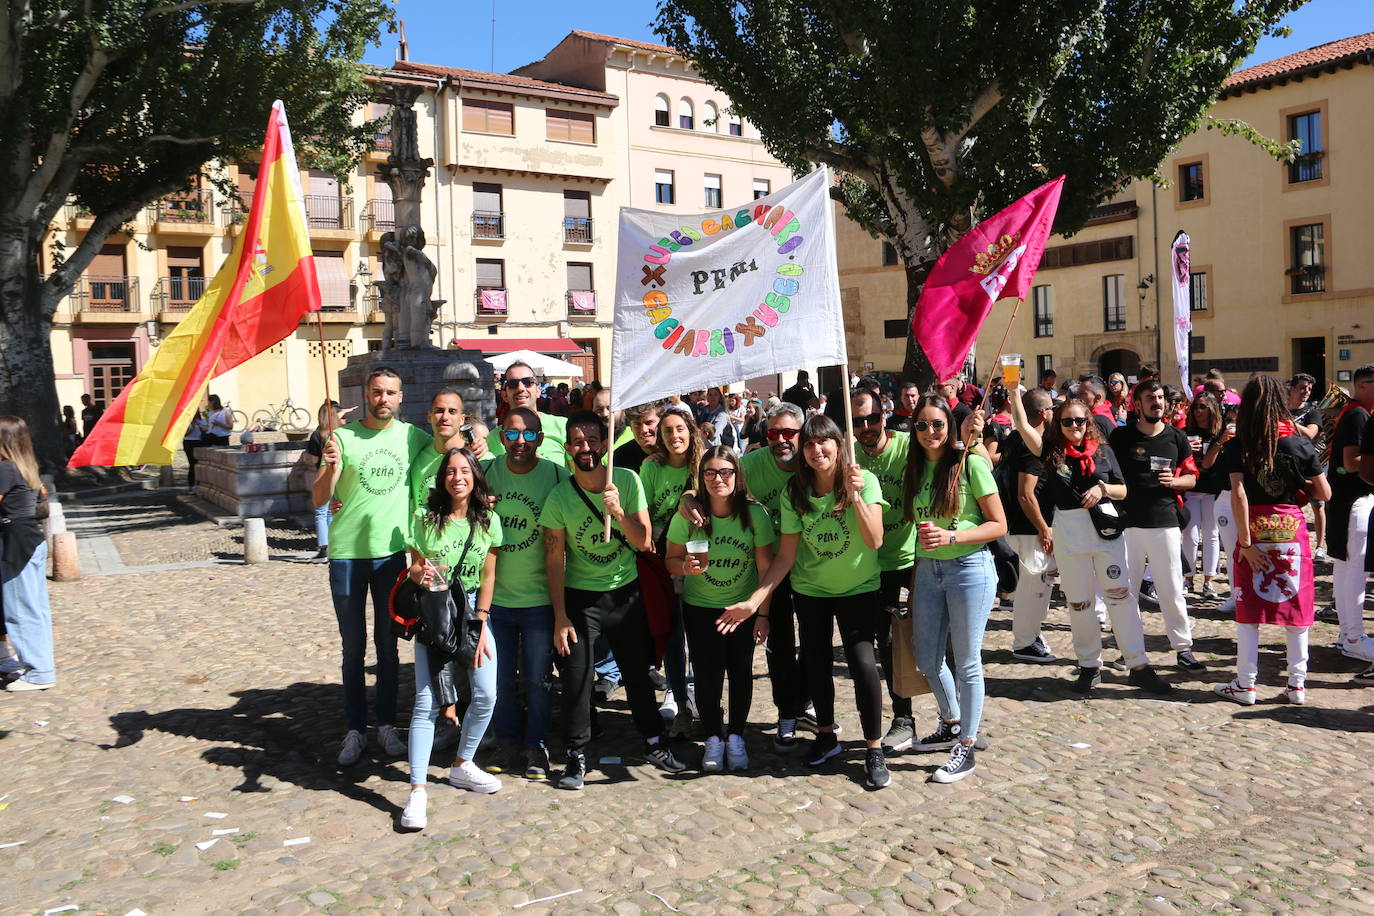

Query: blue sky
left=363, top=0, right=1371, bottom=75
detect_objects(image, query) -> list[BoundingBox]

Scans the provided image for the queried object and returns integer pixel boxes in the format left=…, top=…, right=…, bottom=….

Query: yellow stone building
left=45, top=31, right=791, bottom=421
left=839, top=32, right=1374, bottom=391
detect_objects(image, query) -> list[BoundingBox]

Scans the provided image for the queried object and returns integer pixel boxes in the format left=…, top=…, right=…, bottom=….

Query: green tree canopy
left=0, top=0, right=392, bottom=467
left=656, top=0, right=1305, bottom=384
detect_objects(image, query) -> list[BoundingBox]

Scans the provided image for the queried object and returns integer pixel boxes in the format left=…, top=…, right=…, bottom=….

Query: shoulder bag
left=1046, top=464, right=1124, bottom=541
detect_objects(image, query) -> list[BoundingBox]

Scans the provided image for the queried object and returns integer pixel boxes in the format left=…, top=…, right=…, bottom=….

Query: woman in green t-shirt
left=665, top=446, right=776, bottom=773
left=401, top=449, right=503, bottom=831
left=640, top=403, right=704, bottom=735
left=901, top=396, right=1006, bottom=785
left=724, top=414, right=890, bottom=789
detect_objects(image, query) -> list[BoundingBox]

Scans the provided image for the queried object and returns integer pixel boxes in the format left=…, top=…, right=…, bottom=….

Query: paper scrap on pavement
left=212, top=828, right=239, bottom=836
left=513, top=889, right=581, bottom=909
left=283, top=836, right=311, bottom=847
left=111, top=795, right=134, bottom=804
left=796, top=800, right=813, bottom=810
left=0, top=841, right=27, bottom=849
left=1068, top=742, right=1092, bottom=749
left=34, top=720, right=48, bottom=726
left=178, top=796, right=197, bottom=802
left=195, top=838, right=219, bottom=851
left=203, top=812, right=228, bottom=819
left=646, top=890, right=680, bottom=912
left=125, top=909, right=148, bottom=916
left=44, top=907, right=78, bottom=915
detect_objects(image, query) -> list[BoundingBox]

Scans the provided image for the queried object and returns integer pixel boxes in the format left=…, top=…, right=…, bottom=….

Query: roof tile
left=569, top=29, right=678, bottom=56
left=392, top=60, right=618, bottom=104
left=1226, top=31, right=1374, bottom=88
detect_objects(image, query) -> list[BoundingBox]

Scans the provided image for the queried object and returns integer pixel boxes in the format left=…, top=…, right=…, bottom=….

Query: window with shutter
left=313, top=250, right=349, bottom=311
left=547, top=109, right=595, bottom=143
left=563, top=190, right=592, bottom=243
left=476, top=259, right=505, bottom=288
left=463, top=99, right=514, bottom=135
left=567, top=262, right=593, bottom=291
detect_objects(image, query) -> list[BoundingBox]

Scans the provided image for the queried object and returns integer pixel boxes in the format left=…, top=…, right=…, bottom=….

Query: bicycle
left=250, top=397, right=311, bottom=432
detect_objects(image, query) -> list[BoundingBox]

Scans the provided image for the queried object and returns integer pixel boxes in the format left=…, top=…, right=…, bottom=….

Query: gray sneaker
left=337, top=729, right=365, bottom=767
left=881, top=717, right=915, bottom=753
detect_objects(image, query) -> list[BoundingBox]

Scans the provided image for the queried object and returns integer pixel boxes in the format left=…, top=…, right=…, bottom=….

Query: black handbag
left=387, top=526, right=482, bottom=668
left=1048, top=466, right=1125, bottom=541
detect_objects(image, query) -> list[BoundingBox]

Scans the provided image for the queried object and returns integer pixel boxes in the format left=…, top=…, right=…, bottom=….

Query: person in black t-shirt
left=1108, top=379, right=1202, bottom=672
left=1183, top=394, right=1225, bottom=596
left=1326, top=364, right=1374, bottom=662
left=612, top=401, right=663, bottom=474
left=887, top=381, right=919, bottom=434
left=1003, top=389, right=1058, bottom=662
left=1287, top=374, right=1326, bottom=559
left=780, top=371, right=816, bottom=412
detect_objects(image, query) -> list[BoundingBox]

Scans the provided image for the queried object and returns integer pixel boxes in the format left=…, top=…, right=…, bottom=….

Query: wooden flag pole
left=314, top=310, right=337, bottom=435
left=603, top=417, right=615, bottom=542
left=840, top=364, right=857, bottom=489
left=946, top=297, right=1025, bottom=504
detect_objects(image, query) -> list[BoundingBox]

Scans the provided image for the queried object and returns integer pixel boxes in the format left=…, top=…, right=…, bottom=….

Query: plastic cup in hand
left=686, top=539, right=710, bottom=572
left=1188, top=435, right=1201, bottom=451
left=1000, top=353, right=1022, bottom=388
left=1227, top=423, right=1236, bottom=435
left=918, top=521, right=935, bottom=549
left=425, top=560, right=448, bottom=592
left=1149, top=456, right=1171, bottom=474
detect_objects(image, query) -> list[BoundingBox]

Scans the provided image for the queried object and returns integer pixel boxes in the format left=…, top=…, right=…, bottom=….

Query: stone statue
left=377, top=87, right=443, bottom=350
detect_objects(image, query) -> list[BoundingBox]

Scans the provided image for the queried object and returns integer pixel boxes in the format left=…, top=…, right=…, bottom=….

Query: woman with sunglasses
left=1106, top=374, right=1129, bottom=426
left=639, top=404, right=705, bottom=734
left=724, top=414, right=889, bottom=788
left=665, top=446, right=775, bottom=771
left=901, top=397, right=1005, bottom=783
left=401, top=448, right=504, bottom=830
left=1039, top=400, right=1173, bottom=696
left=1183, top=394, right=1225, bottom=596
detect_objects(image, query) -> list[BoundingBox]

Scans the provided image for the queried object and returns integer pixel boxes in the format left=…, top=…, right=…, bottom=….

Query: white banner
left=1170, top=231, right=1191, bottom=395
left=610, top=167, right=846, bottom=410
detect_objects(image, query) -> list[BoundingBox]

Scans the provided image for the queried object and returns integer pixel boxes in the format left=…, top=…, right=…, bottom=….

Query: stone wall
left=194, top=444, right=312, bottom=518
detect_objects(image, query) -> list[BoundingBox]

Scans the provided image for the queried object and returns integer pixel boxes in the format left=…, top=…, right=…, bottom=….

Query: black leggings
left=682, top=603, right=755, bottom=736
left=794, top=591, right=885, bottom=742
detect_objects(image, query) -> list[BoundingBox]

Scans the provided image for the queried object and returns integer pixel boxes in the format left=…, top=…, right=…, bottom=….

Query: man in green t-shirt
left=483, top=407, right=567, bottom=780
left=540, top=409, right=684, bottom=788
left=313, top=366, right=431, bottom=767
left=485, top=360, right=568, bottom=467
left=851, top=388, right=919, bottom=752
left=407, top=388, right=469, bottom=514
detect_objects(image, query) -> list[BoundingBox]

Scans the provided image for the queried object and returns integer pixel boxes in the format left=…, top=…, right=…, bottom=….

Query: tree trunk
left=901, top=259, right=938, bottom=392
left=0, top=228, right=65, bottom=472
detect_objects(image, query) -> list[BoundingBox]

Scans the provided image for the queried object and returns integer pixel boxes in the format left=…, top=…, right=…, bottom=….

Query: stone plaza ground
left=3, top=489, right=1374, bottom=915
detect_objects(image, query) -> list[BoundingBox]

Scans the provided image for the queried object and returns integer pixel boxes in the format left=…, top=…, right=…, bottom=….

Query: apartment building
left=839, top=31, right=1374, bottom=390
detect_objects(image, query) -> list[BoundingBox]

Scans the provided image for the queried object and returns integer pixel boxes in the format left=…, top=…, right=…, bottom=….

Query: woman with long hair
left=665, top=446, right=775, bottom=772
left=901, top=396, right=1006, bottom=783
left=305, top=400, right=354, bottom=560
left=639, top=403, right=705, bottom=734
left=401, top=448, right=504, bottom=830
left=1214, top=375, right=1329, bottom=706
left=205, top=394, right=233, bottom=446
left=723, top=414, right=889, bottom=788
left=0, top=418, right=54, bottom=691
left=1039, top=399, right=1174, bottom=697
left=1183, top=394, right=1225, bottom=596
left=1106, top=373, right=1129, bottom=425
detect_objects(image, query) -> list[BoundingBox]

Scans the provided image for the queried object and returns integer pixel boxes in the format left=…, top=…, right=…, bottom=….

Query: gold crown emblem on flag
left=1253, top=513, right=1301, bottom=543
left=970, top=233, right=1022, bottom=276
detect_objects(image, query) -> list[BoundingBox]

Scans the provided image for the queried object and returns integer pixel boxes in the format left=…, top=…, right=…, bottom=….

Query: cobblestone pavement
left=4, top=498, right=1374, bottom=915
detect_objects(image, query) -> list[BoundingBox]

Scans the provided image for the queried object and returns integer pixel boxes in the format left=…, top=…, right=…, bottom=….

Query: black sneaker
left=593, top=676, right=619, bottom=704
left=1316, top=604, right=1339, bottom=622
left=1176, top=650, right=1205, bottom=671
left=796, top=708, right=819, bottom=732
left=913, top=718, right=961, bottom=752
left=557, top=751, right=586, bottom=791
left=524, top=745, right=551, bottom=781
left=1072, top=666, right=1102, bottom=694
left=931, top=743, right=976, bottom=783
left=1011, top=637, right=1056, bottom=663
left=484, top=744, right=521, bottom=774
left=644, top=741, right=686, bottom=773
left=864, top=748, right=891, bottom=789
left=803, top=731, right=841, bottom=766
left=881, top=716, right=915, bottom=753
left=647, top=668, right=668, bottom=691
left=1353, top=664, right=1374, bottom=684
left=1128, top=666, right=1175, bottom=695
left=1138, top=581, right=1160, bottom=607
left=774, top=717, right=798, bottom=749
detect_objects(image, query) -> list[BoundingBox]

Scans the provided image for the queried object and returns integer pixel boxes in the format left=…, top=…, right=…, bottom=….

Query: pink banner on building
left=480, top=288, right=507, bottom=312
left=570, top=290, right=596, bottom=312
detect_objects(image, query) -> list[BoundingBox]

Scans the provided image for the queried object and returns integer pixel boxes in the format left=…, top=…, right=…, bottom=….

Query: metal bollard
left=51, top=531, right=80, bottom=581
left=242, top=517, right=268, bottom=564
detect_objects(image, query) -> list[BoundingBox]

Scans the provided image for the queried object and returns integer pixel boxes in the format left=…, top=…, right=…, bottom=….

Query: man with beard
left=1109, top=379, right=1203, bottom=673
left=483, top=408, right=567, bottom=780
left=541, top=410, right=683, bottom=789
left=850, top=389, right=918, bottom=751
left=887, top=382, right=920, bottom=434
left=486, top=361, right=568, bottom=467
left=314, top=367, right=431, bottom=766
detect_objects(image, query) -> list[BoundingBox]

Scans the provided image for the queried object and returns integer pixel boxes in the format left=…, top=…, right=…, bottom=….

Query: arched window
left=678, top=98, right=694, bottom=130
left=727, top=111, right=743, bottom=137
left=653, top=94, right=670, bottom=127
left=703, top=101, right=719, bottom=132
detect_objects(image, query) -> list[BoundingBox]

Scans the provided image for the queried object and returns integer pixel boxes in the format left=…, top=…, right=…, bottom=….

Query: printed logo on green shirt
left=496, top=489, right=544, bottom=555
left=700, top=534, right=752, bottom=590
left=358, top=448, right=407, bottom=496
left=804, top=511, right=852, bottom=559
left=573, top=514, right=626, bottom=566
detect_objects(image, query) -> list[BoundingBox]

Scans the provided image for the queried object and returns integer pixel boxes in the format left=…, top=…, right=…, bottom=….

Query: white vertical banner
left=1171, top=231, right=1191, bottom=395
left=610, top=167, right=846, bottom=410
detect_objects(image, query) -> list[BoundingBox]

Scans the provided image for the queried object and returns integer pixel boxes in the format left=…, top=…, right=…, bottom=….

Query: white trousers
left=1332, top=494, right=1373, bottom=643
left=1183, top=492, right=1221, bottom=578
left=1124, top=526, right=1193, bottom=652
left=1056, top=534, right=1148, bottom=669
left=1235, top=623, right=1309, bottom=688
left=1007, top=533, right=1054, bottom=649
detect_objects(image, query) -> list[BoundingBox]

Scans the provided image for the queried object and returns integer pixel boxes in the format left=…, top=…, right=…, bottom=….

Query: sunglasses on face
left=766, top=428, right=800, bottom=441
left=702, top=467, right=737, bottom=481
left=502, top=377, right=538, bottom=390
left=502, top=428, right=539, bottom=443
left=913, top=419, right=946, bottom=432
left=1060, top=416, right=1089, bottom=428
left=855, top=412, right=885, bottom=427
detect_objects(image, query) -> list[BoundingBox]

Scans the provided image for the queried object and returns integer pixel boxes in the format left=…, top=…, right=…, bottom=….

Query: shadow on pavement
left=1231, top=704, right=1374, bottom=732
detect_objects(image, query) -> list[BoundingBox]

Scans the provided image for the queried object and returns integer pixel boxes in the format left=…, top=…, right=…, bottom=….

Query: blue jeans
left=409, top=590, right=497, bottom=781
left=489, top=604, right=554, bottom=748
left=663, top=601, right=690, bottom=707
left=3, top=540, right=54, bottom=685
left=314, top=502, right=334, bottom=548
left=911, top=550, right=995, bottom=742
left=329, top=553, right=407, bottom=732
left=593, top=635, right=620, bottom=682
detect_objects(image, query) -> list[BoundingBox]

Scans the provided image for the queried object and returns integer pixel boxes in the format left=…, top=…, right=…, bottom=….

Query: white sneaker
left=1284, top=685, right=1307, bottom=706
left=448, top=760, right=501, bottom=794
left=376, top=724, right=406, bottom=758
left=1341, top=635, right=1374, bottom=663
left=337, top=729, right=365, bottom=766
left=1212, top=679, right=1256, bottom=706
left=400, top=787, right=427, bottom=830
left=0, top=655, right=25, bottom=676
left=702, top=735, right=725, bottom=772
left=658, top=694, right=678, bottom=722
left=1218, top=594, right=1236, bottom=613
left=725, top=734, right=748, bottom=772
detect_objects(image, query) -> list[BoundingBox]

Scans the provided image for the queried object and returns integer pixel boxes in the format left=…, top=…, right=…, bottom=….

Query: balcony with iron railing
left=566, top=289, right=597, bottom=319
left=155, top=275, right=207, bottom=313
left=73, top=275, right=141, bottom=315
left=304, top=195, right=355, bottom=234
left=63, top=201, right=96, bottom=228
left=362, top=198, right=396, bottom=236
left=365, top=127, right=393, bottom=160
left=471, top=211, right=504, bottom=240
left=562, top=217, right=593, bottom=244
left=474, top=287, right=508, bottom=318
left=148, top=191, right=218, bottom=234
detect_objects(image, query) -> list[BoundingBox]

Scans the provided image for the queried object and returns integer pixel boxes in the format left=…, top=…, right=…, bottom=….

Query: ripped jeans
left=1055, top=526, right=1149, bottom=670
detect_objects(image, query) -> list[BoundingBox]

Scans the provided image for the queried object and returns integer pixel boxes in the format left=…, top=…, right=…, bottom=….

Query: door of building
left=1098, top=348, right=1142, bottom=381
left=1292, top=336, right=1326, bottom=391
left=569, top=339, right=598, bottom=383
left=89, top=343, right=137, bottom=406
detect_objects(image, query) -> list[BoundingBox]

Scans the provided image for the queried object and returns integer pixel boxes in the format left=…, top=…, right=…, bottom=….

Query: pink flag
left=913, top=176, right=1065, bottom=381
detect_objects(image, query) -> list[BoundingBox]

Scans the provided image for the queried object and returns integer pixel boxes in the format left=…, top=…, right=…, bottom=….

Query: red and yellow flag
left=69, top=101, right=321, bottom=467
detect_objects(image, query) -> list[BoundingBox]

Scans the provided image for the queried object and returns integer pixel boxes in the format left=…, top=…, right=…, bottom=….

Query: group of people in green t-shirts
left=313, top=362, right=1009, bottom=832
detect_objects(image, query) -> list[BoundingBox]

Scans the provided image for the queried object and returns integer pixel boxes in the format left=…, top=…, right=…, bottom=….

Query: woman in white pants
left=1038, top=400, right=1173, bottom=696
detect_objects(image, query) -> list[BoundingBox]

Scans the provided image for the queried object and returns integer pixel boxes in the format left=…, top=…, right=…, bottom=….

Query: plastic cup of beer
left=686, top=539, right=710, bottom=572
left=1187, top=435, right=1202, bottom=451
left=1149, top=456, right=1171, bottom=475
left=1000, top=353, right=1022, bottom=388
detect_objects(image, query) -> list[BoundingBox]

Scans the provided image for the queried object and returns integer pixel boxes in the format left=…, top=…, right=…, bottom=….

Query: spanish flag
left=69, top=101, right=321, bottom=467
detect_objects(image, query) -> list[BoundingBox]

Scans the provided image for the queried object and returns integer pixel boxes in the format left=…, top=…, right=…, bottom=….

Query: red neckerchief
left=1064, top=439, right=1098, bottom=478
